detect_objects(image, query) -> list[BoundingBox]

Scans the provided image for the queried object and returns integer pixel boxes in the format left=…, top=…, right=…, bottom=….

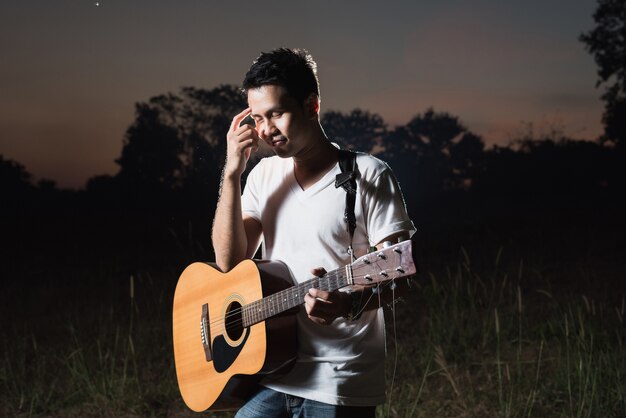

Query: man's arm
left=211, top=108, right=263, bottom=272
left=304, top=232, right=413, bottom=325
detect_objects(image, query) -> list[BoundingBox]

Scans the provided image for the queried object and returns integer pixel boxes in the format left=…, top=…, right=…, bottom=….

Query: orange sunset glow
left=1, top=1, right=604, bottom=188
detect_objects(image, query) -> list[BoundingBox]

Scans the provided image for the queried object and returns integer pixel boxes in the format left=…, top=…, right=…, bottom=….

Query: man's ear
left=306, top=94, right=320, bottom=118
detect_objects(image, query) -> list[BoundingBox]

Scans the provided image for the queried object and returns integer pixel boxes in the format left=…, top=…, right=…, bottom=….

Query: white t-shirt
left=241, top=152, right=415, bottom=406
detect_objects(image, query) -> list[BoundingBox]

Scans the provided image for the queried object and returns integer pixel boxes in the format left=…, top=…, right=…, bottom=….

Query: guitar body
left=172, top=259, right=298, bottom=412
left=173, top=238, right=418, bottom=412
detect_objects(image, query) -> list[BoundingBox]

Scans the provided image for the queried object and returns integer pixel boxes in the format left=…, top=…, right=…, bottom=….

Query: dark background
left=1, top=1, right=625, bottom=416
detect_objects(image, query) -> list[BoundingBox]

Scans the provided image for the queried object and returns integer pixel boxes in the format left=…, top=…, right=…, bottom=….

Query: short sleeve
left=361, top=166, right=416, bottom=246
left=241, top=161, right=263, bottom=222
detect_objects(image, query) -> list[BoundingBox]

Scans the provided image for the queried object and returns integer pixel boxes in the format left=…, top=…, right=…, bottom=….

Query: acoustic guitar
left=172, top=238, right=417, bottom=412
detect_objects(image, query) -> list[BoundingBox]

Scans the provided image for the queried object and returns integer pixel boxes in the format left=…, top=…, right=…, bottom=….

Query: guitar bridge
left=200, top=303, right=212, bottom=362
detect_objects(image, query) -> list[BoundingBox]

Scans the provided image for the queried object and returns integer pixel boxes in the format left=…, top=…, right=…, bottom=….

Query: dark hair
left=242, top=48, right=320, bottom=104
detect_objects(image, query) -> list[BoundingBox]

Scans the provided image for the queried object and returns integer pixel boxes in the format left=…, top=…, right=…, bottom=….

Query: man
left=212, top=48, right=415, bottom=418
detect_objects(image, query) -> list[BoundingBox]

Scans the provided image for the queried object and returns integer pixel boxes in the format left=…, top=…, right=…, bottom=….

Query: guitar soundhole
left=225, top=301, right=244, bottom=341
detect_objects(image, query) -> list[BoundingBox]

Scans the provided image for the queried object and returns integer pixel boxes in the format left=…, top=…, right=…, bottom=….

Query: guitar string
left=207, top=262, right=377, bottom=329
left=207, top=261, right=404, bottom=330
left=208, top=271, right=346, bottom=329
left=206, top=260, right=406, bottom=330
left=214, top=276, right=401, bottom=334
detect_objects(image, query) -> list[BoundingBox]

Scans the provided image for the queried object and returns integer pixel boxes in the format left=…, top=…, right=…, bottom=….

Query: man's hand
left=224, top=107, right=260, bottom=179
left=304, top=267, right=351, bottom=326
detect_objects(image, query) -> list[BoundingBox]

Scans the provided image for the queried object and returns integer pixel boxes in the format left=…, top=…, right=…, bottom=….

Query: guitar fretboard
left=239, top=239, right=415, bottom=327
left=241, top=269, right=350, bottom=327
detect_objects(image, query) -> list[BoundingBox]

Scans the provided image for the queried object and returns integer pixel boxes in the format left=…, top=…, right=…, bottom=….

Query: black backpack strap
left=335, top=150, right=358, bottom=260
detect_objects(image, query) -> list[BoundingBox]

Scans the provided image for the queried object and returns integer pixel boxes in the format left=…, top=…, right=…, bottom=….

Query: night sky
left=0, top=0, right=603, bottom=189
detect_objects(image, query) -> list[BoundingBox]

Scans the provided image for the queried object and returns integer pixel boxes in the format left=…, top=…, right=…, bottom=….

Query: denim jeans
left=234, top=386, right=376, bottom=418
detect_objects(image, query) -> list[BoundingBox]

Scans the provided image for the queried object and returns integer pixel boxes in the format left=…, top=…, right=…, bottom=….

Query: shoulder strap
left=335, top=150, right=358, bottom=259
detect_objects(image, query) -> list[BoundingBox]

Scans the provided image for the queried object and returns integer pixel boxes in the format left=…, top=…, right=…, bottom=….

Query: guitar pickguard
left=212, top=329, right=250, bottom=373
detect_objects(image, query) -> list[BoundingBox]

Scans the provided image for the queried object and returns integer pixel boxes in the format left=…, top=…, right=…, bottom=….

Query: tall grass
left=382, top=247, right=626, bottom=417
left=1, top=243, right=624, bottom=417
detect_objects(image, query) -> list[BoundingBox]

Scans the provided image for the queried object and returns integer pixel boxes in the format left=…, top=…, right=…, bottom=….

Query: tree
left=0, top=155, right=34, bottom=213
left=114, top=85, right=246, bottom=208
left=474, top=138, right=614, bottom=201
left=580, top=0, right=626, bottom=147
left=116, top=104, right=184, bottom=200
left=321, top=109, right=387, bottom=153
left=381, top=109, right=485, bottom=202
left=132, top=85, right=246, bottom=186
left=449, top=132, right=485, bottom=188
left=0, top=154, right=32, bottom=189
left=174, top=85, right=246, bottom=193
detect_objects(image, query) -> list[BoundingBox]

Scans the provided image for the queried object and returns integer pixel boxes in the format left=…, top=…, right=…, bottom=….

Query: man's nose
left=260, top=120, right=277, bottom=139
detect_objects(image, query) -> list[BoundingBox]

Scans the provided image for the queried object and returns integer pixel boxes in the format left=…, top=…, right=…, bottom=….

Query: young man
left=212, top=48, right=415, bottom=417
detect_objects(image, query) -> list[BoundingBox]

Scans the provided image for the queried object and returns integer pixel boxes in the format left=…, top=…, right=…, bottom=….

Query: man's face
left=248, top=85, right=311, bottom=159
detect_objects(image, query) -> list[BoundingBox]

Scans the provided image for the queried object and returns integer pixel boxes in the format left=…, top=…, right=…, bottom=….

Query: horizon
left=0, top=1, right=604, bottom=189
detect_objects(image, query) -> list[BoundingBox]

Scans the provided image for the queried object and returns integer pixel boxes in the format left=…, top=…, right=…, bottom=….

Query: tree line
left=2, top=0, right=624, bottom=244
left=2, top=82, right=624, bottom=221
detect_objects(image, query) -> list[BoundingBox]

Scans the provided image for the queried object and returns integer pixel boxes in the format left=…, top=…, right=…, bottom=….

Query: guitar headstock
left=350, top=239, right=417, bottom=286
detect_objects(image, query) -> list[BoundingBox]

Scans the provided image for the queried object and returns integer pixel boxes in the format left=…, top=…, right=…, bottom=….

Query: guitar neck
left=241, top=267, right=350, bottom=327
left=242, top=240, right=416, bottom=327
left=240, top=238, right=416, bottom=328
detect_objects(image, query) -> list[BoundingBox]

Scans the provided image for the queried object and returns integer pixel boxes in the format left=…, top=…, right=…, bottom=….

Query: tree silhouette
left=321, top=109, right=387, bottom=153
left=449, top=132, right=485, bottom=188
left=114, top=85, right=246, bottom=210
left=580, top=0, right=626, bottom=147
left=116, top=103, right=183, bottom=204
left=0, top=155, right=34, bottom=213
left=472, top=136, right=617, bottom=204
left=381, top=109, right=485, bottom=203
left=1, top=154, right=32, bottom=188
left=174, top=85, right=246, bottom=195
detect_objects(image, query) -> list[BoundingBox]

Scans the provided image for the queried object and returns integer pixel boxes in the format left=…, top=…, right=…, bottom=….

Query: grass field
left=1, top=203, right=625, bottom=417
